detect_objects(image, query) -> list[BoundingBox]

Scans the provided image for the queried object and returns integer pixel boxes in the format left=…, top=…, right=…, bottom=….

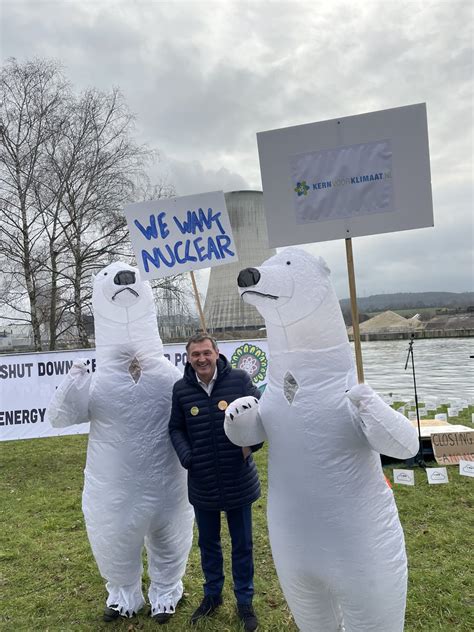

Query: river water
left=357, top=337, right=474, bottom=405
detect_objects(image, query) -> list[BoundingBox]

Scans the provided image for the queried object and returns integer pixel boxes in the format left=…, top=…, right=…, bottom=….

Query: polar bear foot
left=148, top=580, right=184, bottom=617
left=105, top=579, right=145, bottom=618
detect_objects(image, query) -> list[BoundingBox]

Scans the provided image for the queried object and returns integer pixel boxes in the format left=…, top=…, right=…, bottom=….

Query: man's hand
left=242, top=446, right=252, bottom=459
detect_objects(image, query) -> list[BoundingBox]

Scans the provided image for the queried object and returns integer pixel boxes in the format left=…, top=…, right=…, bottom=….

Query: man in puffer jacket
left=169, top=333, right=262, bottom=632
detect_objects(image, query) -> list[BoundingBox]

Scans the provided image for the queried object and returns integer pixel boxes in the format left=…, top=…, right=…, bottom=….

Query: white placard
left=447, top=407, right=459, bottom=417
left=257, top=103, right=433, bottom=247
left=459, top=460, right=474, bottom=478
left=426, top=467, right=449, bottom=485
left=408, top=411, right=417, bottom=420
left=435, top=413, right=448, bottom=422
left=393, top=469, right=415, bottom=486
left=123, top=191, right=237, bottom=280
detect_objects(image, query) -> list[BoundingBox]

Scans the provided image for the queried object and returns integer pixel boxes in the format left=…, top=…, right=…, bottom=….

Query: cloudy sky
left=1, top=0, right=472, bottom=300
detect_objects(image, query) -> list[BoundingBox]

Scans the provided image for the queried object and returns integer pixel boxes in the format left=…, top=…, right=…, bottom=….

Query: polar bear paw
left=224, top=396, right=266, bottom=447
left=225, top=396, right=259, bottom=423
left=69, top=357, right=91, bottom=378
left=346, top=383, right=375, bottom=406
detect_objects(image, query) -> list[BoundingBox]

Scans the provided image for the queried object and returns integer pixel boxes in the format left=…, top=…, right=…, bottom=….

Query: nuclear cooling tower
left=203, top=190, right=276, bottom=332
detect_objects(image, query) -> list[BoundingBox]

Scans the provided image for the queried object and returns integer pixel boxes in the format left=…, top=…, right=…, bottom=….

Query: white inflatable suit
left=224, top=248, right=419, bottom=632
left=47, top=262, right=194, bottom=618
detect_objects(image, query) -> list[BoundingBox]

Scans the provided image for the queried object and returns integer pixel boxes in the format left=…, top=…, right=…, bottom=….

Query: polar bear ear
left=316, top=256, right=331, bottom=275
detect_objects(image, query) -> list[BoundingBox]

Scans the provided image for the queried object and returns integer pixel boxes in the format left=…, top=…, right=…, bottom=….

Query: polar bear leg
left=86, top=525, right=146, bottom=615
left=338, top=564, right=407, bottom=632
left=277, top=569, right=344, bottom=632
left=83, top=482, right=147, bottom=614
left=145, top=509, right=194, bottom=616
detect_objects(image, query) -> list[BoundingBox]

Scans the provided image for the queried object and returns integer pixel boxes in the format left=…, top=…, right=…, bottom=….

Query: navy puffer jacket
left=169, top=355, right=262, bottom=511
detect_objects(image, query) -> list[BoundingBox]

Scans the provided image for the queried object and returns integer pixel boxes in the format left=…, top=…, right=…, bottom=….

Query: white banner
left=123, top=191, right=237, bottom=281
left=290, top=140, right=394, bottom=224
left=0, top=340, right=269, bottom=442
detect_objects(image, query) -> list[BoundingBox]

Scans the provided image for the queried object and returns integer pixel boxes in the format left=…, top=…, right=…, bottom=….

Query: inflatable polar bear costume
left=47, top=262, right=194, bottom=618
left=224, top=248, right=419, bottom=632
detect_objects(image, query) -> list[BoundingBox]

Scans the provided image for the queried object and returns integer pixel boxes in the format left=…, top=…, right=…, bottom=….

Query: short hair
left=186, top=333, right=219, bottom=353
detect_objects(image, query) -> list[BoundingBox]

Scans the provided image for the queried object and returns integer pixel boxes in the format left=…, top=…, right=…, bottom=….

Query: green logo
left=294, top=180, right=310, bottom=196
left=231, top=344, right=268, bottom=384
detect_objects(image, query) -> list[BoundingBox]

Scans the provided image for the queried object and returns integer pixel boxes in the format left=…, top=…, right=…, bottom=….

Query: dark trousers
left=194, top=503, right=254, bottom=605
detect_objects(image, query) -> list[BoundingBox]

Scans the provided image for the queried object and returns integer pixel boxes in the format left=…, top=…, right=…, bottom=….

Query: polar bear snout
left=114, top=270, right=136, bottom=286
left=237, top=267, right=261, bottom=288
left=111, top=270, right=140, bottom=301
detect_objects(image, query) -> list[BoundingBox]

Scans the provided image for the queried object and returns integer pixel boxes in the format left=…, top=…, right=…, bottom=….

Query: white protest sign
left=426, top=467, right=449, bottom=485
left=459, top=460, right=474, bottom=478
left=257, top=103, right=433, bottom=248
left=435, top=413, right=448, bottom=422
left=123, top=191, right=237, bottom=280
left=393, top=469, right=415, bottom=486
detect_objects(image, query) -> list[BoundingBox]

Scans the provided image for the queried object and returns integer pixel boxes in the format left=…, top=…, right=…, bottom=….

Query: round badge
left=218, top=400, right=228, bottom=411
left=190, top=406, right=199, bottom=416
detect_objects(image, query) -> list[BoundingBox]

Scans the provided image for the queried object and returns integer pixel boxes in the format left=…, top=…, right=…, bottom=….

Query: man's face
left=188, top=339, right=219, bottom=384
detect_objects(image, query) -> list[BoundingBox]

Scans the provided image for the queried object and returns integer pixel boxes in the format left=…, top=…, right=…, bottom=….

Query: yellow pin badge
left=190, top=406, right=199, bottom=416
left=218, top=400, right=228, bottom=411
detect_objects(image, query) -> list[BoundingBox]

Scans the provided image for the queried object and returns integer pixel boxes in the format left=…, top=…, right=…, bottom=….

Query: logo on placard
left=292, top=172, right=392, bottom=198
left=294, top=181, right=310, bottom=196
left=231, top=344, right=268, bottom=385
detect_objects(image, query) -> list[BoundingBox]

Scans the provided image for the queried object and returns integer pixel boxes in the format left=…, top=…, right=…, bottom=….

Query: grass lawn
left=1, top=407, right=473, bottom=632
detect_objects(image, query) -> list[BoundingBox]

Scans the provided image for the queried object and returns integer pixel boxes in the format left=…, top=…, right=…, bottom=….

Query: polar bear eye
left=286, top=261, right=291, bottom=265
left=104, top=272, right=108, bottom=276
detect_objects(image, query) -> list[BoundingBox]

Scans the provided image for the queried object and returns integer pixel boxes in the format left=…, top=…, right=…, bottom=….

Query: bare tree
left=1, top=58, right=192, bottom=350
left=0, top=58, right=68, bottom=350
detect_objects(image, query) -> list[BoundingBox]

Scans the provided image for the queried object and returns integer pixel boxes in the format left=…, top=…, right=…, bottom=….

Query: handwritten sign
left=431, top=430, right=474, bottom=465
left=123, top=191, right=237, bottom=280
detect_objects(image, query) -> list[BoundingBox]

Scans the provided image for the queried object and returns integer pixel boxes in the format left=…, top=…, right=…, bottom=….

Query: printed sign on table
left=123, top=191, right=237, bottom=280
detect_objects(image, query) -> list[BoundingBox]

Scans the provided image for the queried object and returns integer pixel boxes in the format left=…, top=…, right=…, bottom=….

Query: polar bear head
left=92, top=261, right=162, bottom=350
left=237, top=247, right=347, bottom=351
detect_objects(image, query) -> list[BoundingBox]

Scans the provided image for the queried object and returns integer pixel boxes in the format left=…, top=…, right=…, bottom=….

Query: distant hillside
left=339, top=291, right=474, bottom=312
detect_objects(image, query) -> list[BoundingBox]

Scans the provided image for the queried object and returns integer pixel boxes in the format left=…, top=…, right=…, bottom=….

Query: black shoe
left=237, top=604, right=258, bottom=631
left=151, top=611, right=172, bottom=624
left=190, top=595, right=223, bottom=624
left=103, top=605, right=120, bottom=622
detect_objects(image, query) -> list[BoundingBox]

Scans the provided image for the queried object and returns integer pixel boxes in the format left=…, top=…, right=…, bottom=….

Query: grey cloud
left=1, top=0, right=472, bottom=296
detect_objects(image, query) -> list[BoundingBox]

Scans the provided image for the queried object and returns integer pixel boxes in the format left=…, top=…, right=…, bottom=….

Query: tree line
left=0, top=58, right=190, bottom=351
